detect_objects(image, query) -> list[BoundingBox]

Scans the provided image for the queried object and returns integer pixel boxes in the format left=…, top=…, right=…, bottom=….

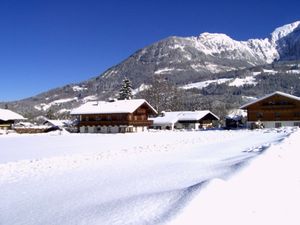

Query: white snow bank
left=229, top=76, right=257, bottom=87
left=168, top=128, right=300, bottom=225
left=181, top=78, right=232, bottom=90
left=0, top=128, right=294, bottom=225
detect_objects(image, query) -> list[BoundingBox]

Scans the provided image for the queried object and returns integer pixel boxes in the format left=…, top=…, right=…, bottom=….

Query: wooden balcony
left=79, top=120, right=153, bottom=127
left=260, top=104, right=295, bottom=110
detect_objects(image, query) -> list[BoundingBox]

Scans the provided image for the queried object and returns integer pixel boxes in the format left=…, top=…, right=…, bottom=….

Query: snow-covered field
left=0, top=128, right=298, bottom=225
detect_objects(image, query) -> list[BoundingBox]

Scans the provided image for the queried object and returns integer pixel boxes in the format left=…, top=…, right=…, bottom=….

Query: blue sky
left=0, top=0, right=299, bottom=101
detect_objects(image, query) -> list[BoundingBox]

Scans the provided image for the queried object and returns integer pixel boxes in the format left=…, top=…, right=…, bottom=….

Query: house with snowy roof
left=0, top=108, right=26, bottom=130
left=240, top=91, right=300, bottom=129
left=70, top=99, right=157, bottom=133
left=151, top=110, right=219, bottom=130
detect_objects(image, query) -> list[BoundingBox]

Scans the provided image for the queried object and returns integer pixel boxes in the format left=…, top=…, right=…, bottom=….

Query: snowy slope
left=0, top=128, right=294, bottom=225
left=168, top=128, right=300, bottom=225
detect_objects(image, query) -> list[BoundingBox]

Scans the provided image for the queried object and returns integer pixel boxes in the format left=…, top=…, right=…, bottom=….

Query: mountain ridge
left=1, top=21, right=300, bottom=119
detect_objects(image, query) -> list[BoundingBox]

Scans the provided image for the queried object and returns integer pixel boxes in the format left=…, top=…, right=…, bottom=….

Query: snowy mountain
left=1, top=21, right=300, bottom=118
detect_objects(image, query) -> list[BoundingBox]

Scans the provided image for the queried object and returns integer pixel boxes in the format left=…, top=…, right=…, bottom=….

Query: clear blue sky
left=0, top=0, right=299, bottom=101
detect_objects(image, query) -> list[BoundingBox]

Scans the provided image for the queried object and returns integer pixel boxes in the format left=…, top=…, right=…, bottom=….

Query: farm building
left=0, top=108, right=25, bottom=130
left=151, top=110, right=219, bottom=130
left=70, top=99, right=157, bottom=133
left=240, top=91, right=300, bottom=129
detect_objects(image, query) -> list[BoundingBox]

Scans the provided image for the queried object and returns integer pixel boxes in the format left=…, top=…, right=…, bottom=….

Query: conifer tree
left=118, top=77, right=133, bottom=100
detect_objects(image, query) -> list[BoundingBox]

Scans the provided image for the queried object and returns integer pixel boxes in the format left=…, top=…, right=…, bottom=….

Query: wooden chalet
left=151, top=110, right=219, bottom=130
left=70, top=99, right=157, bottom=133
left=240, top=91, right=300, bottom=129
left=0, top=108, right=25, bottom=130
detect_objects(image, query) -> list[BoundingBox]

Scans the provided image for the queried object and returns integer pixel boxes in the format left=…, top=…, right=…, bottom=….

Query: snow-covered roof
left=0, top=108, right=25, bottom=121
left=151, top=111, right=219, bottom=125
left=70, top=99, right=157, bottom=115
left=45, top=120, right=71, bottom=127
left=226, top=109, right=247, bottom=120
left=240, top=91, right=300, bottom=109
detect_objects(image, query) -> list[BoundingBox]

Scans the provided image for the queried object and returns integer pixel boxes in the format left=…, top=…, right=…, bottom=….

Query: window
left=256, top=112, right=263, bottom=119
left=294, top=112, right=300, bottom=118
left=294, top=122, right=300, bottom=127
left=275, top=122, right=282, bottom=128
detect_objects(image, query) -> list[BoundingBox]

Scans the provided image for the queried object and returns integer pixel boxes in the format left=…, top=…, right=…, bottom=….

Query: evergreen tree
left=118, top=77, right=133, bottom=100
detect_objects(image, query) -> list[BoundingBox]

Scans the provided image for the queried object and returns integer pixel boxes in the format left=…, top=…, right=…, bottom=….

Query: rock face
left=1, top=21, right=300, bottom=118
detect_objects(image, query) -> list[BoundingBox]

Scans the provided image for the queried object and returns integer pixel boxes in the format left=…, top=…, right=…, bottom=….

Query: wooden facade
left=0, top=120, right=14, bottom=130
left=240, top=92, right=300, bottom=128
left=72, top=100, right=157, bottom=133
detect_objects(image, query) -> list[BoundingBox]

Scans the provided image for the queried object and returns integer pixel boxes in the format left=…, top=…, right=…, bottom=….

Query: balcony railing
left=79, top=120, right=153, bottom=127
left=261, top=104, right=295, bottom=109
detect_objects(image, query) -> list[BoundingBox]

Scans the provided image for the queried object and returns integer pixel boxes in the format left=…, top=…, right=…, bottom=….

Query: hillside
left=1, top=21, right=300, bottom=119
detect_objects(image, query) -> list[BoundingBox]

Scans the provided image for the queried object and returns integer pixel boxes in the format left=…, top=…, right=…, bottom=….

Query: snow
left=154, top=67, right=175, bottom=74
left=0, top=108, right=25, bottom=121
left=71, top=99, right=157, bottom=115
left=192, top=32, right=278, bottom=63
left=271, top=21, right=300, bottom=44
left=226, top=109, right=247, bottom=120
left=58, top=108, right=71, bottom=114
left=286, top=69, right=300, bottom=74
left=228, top=76, right=257, bottom=87
left=132, top=84, right=151, bottom=95
left=35, top=98, right=78, bottom=111
left=154, top=67, right=185, bottom=75
left=167, top=127, right=300, bottom=225
left=103, top=69, right=118, bottom=78
left=72, top=86, right=88, bottom=92
left=44, top=119, right=70, bottom=127
left=189, top=63, right=235, bottom=73
left=169, top=44, right=185, bottom=51
left=252, top=71, right=262, bottom=75
left=263, top=69, right=278, bottom=74
left=181, top=78, right=232, bottom=90
left=0, top=128, right=296, bottom=225
left=52, top=97, right=78, bottom=104
left=242, top=95, right=257, bottom=101
left=204, top=63, right=234, bottom=73
left=82, top=95, right=98, bottom=103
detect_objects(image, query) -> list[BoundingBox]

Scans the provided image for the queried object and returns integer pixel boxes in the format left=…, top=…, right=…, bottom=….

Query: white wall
left=79, top=125, right=147, bottom=133
left=80, top=126, right=86, bottom=133
left=247, top=121, right=300, bottom=129
left=175, top=122, right=199, bottom=130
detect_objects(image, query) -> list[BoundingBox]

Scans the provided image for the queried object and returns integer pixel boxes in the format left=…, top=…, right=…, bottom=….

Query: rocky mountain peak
left=270, top=21, right=300, bottom=44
